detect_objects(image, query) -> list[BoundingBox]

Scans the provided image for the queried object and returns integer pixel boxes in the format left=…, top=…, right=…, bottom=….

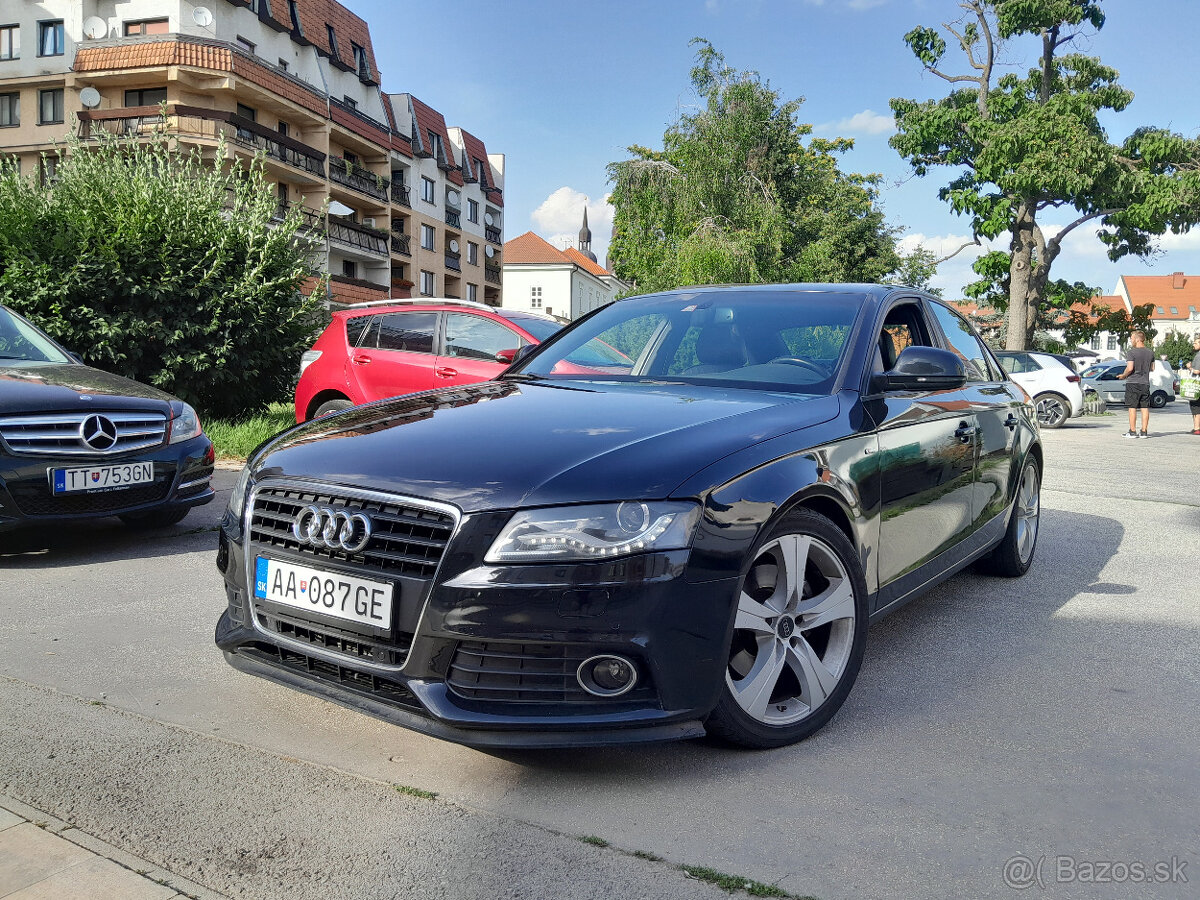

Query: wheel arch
left=305, top=389, right=352, bottom=421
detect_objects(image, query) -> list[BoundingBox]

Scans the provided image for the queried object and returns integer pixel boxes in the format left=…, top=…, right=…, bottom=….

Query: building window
left=38, top=89, right=63, bottom=125
left=325, top=24, right=339, bottom=58
left=427, top=130, right=444, bottom=161
left=125, top=88, right=167, bottom=107
left=342, top=95, right=357, bottom=111
left=473, top=157, right=487, bottom=186
left=530, top=286, right=542, bottom=310
left=0, top=93, right=18, bottom=128
left=467, top=199, right=479, bottom=223
left=277, top=121, right=288, bottom=137
left=40, top=155, right=58, bottom=187
left=1170, top=306, right=1178, bottom=315
left=38, top=21, right=64, bottom=57
left=352, top=42, right=368, bottom=78
left=467, top=242, right=478, bottom=265
left=466, top=284, right=478, bottom=303
left=0, top=24, right=19, bottom=60
left=1107, top=335, right=1118, bottom=351
left=236, top=103, right=257, bottom=122
left=277, top=57, right=289, bottom=72
left=419, top=270, right=435, bottom=296
left=124, top=19, right=169, bottom=36
left=288, top=1, right=303, bottom=33
left=236, top=35, right=256, bottom=55
left=420, top=224, right=435, bottom=251
left=421, top=177, right=435, bottom=204
left=342, top=260, right=357, bottom=279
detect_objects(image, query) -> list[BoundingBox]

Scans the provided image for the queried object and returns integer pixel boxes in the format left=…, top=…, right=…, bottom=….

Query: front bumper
left=0, top=434, right=215, bottom=532
left=215, top=507, right=738, bottom=748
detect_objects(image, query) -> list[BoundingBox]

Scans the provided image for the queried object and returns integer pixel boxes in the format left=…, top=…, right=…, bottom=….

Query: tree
left=890, top=0, right=1200, bottom=350
left=1156, top=330, right=1195, bottom=366
left=0, top=128, right=324, bottom=418
left=608, top=40, right=918, bottom=294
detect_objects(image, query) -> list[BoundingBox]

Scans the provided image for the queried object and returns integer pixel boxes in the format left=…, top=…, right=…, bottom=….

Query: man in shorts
left=1116, top=330, right=1156, bottom=438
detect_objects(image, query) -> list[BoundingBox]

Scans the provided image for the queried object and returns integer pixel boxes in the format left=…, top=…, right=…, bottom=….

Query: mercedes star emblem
left=79, top=414, right=119, bottom=452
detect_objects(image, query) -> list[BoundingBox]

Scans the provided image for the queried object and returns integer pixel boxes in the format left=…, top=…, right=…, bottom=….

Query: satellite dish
left=449, top=239, right=459, bottom=253
left=485, top=245, right=496, bottom=258
left=83, top=17, right=107, bottom=40
left=447, top=189, right=459, bottom=205
left=193, top=7, right=214, bottom=27
left=483, top=212, right=494, bottom=226
left=79, top=87, right=102, bottom=109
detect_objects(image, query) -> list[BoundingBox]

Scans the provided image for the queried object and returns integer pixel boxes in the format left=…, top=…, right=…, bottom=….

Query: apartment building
left=0, top=0, right=505, bottom=307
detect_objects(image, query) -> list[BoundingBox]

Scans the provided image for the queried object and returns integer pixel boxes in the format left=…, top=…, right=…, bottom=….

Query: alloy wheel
left=1015, top=462, right=1040, bottom=565
left=726, top=533, right=857, bottom=726
left=1035, top=395, right=1067, bottom=427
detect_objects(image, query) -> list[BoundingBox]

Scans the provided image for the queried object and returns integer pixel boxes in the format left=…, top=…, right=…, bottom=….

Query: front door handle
left=352, top=354, right=372, bottom=366
left=435, top=366, right=458, bottom=378
left=1004, top=413, right=1019, bottom=430
left=955, top=421, right=976, bottom=443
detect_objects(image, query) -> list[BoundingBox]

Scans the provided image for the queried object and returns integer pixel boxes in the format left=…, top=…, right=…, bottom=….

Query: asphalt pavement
left=1, top=405, right=1198, bottom=900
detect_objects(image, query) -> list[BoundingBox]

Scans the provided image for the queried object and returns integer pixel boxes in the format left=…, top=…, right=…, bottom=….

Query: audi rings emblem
left=292, top=505, right=373, bottom=553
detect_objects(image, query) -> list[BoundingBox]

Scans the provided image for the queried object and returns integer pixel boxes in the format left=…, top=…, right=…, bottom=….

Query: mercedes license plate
left=52, top=462, right=154, bottom=494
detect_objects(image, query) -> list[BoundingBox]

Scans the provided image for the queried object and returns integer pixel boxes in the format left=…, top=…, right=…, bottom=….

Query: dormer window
left=326, top=24, right=339, bottom=59
left=352, top=42, right=369, bottom=79
left=428, top=130, right=444, bottom=161
left=342, top=95, right=357, bottom=111
left=288, top=1, right=302, bottom=33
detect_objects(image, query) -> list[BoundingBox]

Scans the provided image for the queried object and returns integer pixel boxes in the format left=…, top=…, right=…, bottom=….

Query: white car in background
left=995, top=351, right=1086, bottom=428
left=1082, top=360, right=1179, bottom=409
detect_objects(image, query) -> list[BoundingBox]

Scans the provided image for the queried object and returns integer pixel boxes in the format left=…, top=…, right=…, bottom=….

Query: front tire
left=1034, top=393, right=1069, bottom=428
left=978, top=457, right=1040, bottom=578
left=705, top=508, right=868, bottom=749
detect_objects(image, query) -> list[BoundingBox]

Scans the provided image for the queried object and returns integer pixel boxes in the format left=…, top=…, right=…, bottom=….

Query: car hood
left=0, top=364, right=176, bottom=415
left=255, top=379, right=840, bottom=512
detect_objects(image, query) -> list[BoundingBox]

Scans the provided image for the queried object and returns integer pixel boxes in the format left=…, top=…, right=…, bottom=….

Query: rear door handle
left=955, top=421, right=976, bottom=443
left=435, top=366, right=458, bottom=378
left=1004, top=413, right=1019, bottom=430
left=352, top=354, right=372, bottom=366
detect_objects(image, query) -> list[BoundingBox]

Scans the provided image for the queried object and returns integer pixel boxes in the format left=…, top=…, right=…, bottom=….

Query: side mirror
left=495, top=348, right=518, bottom=364
left=881, top=346, right=967, bottom=391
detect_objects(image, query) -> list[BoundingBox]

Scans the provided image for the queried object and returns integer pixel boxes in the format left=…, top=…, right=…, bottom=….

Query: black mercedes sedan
left=0, top=305, right=215, bottom=535
left=215, top=284, right=1041, bottom=749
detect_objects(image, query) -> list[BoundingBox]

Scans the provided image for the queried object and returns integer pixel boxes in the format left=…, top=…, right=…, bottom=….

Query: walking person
left=1116, top=330, right=1156, bottom=438
left=1185, top=333, right=1200, bottom=435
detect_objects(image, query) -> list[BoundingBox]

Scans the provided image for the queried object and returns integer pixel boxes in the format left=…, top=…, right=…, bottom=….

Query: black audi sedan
left=215, top=284, right=1041, bottom=749
left=0, top=305, right=215, bottom=535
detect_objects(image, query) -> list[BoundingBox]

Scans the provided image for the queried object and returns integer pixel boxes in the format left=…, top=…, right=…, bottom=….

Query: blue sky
left=356, top=0, right=1200, bottom=297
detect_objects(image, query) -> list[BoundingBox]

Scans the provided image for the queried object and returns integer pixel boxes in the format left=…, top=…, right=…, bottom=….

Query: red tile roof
left=1121, top=274, right=1200, bottom=319
left=75, top=41, right=233, bottom=73
left=563, top=247, right=609, bottom=278
left=455, top=128, right=490, bottom=184
left=506, top=233, right=611, bottom=278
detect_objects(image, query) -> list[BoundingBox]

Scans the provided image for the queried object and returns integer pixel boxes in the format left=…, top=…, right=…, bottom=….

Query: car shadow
left=0, top=518, right=218, bottom=567
left=483, top=506, right=1128, bottom=775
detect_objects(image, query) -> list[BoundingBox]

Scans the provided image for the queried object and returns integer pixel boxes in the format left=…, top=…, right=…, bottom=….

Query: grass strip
left=392, top=784, right=439, bottom=801
left=681, top=864, right=801, bottom=898
left=204, top=402, right=295, bottom=460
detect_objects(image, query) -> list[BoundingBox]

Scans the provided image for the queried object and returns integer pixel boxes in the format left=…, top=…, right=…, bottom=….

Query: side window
left=344, top=315, right=374, bottom=348
left=873, top=302, right=933, bottom=374
left=928, top=303, right=991, bottom=382
left=444, top=313, right=519, bottom=361
left=376, top=312, right=436, bottom=354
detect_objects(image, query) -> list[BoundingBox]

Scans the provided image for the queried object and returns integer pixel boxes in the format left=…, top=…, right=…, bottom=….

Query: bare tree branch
left=1045, top=209, right=1121, bottom=254
left=935, top=237, right=982, bottom=265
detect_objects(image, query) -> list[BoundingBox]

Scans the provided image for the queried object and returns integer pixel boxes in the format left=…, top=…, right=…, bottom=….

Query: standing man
left=1116, top=330, right=1156, bottom=438
left=1186, top=333, right=1200, bottom=436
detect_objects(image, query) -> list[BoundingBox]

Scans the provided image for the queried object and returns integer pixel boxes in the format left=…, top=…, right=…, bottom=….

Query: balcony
left=271, top=202, right=325, bottom=234
left=330, top=158, right=389, bottom=202
left=445, top=210, right=461, bottom=229
left=78, top=105, right=326, bottom=179
left=485, top=225, right=501, bottom=244
left=445, top=252, right=462, bottom=272
left=390, top=232, right=411, bottom=256
left=391, top=182, right=411, bottom=207
left=484, top=264, right=501, bottom=285
left=328, top=217, right=389, bottom=256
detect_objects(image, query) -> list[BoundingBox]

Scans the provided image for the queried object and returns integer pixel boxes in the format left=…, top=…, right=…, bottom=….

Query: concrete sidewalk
left=0, top=797, right=225, bottom=900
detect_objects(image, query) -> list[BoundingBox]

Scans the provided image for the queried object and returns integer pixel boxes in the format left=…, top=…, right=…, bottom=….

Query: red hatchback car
left=294, top=301, right=564, bottom=422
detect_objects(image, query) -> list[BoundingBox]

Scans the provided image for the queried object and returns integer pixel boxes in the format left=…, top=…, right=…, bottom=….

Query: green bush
left=0, top=129, right=324, bottom=418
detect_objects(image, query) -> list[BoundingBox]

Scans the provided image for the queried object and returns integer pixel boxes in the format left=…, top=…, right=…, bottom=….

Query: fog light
left=577, top=655, right=638, bottom=697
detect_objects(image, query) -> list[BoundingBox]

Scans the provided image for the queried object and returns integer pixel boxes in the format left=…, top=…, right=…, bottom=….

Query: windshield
left=0, top=307, right=71, bottom=367
left=502, top=315, right=562, bottom=343
left=510, top=289, right=865, bottom=394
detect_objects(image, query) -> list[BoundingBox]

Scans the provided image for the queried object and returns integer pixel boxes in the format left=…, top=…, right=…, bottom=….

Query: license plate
left=254, top=556, right=393, bottom=630
left=52, top=462, right=154, bottom=494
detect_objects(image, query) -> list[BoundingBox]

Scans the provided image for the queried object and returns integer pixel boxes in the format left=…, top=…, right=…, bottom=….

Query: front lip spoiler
left=219, top=641, right=706, bottom=750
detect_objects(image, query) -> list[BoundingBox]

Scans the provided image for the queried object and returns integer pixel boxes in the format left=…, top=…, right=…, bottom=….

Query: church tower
left=578, top=207, right=597, bottom=263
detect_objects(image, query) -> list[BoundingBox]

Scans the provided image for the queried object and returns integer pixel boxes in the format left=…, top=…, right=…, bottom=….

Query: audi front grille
left=0, top=411, right=168, bottom=457
left=248, top=484, right=456, bottom=579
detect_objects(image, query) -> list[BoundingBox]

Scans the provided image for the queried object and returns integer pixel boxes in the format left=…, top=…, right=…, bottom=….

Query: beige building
left=0, top=0, right=505, bottom=307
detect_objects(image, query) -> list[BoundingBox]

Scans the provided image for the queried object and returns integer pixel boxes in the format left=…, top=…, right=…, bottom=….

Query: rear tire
left=705, top=508, right=868, bottom=749
left=119, top=507, right=190, bottom=530
left=313, top=398, right=353, bottom=418
left=978, top=457, right=1040, bottom=578
left=1033, top=393, right=1069, bottom=428
left=1150, top=391, right=1168, bottom=409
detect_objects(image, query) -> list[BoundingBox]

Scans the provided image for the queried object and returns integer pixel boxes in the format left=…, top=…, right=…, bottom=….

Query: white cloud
left=821, top=109, right=895, bottom=136
left=531, top=187, right=615, bottom=261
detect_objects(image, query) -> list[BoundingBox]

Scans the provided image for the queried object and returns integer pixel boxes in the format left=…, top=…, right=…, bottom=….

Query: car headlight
left=169, top=403, right=202, bottom=444
left=485, top=501, right=701, bottom=563
left=227, top=463, right=252, bottom=521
